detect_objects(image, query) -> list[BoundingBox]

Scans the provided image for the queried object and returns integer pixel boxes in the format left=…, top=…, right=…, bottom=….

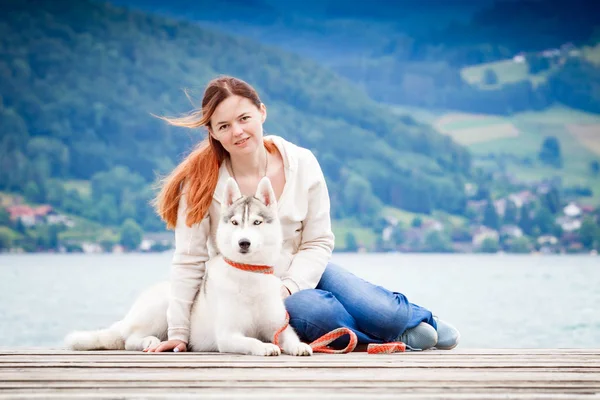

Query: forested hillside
left=126, top=0, right=600, bottom=115
left=0, top=0, right=471, bottom=234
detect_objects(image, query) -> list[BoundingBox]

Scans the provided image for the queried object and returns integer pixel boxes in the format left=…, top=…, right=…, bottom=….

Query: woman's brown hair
left=154, top=76, right=276, bottom=229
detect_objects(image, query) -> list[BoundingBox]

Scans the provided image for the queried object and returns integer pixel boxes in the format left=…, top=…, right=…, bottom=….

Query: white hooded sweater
left=167, top=135, right=335, bottom=343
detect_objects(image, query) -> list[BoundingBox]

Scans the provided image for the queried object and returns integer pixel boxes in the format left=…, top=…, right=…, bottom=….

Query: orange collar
left=224, top=258, right=274, bottom=274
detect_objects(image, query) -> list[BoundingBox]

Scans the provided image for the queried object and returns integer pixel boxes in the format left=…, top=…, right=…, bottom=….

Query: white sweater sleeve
left=281, top=152, right=335, bottom=294
left=167, top=192, right=210, bottom=343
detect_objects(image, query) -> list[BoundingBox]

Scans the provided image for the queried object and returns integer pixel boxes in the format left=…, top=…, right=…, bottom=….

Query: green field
left=430, top=105, right=600, bottom=205
left=389, top=105, right=441, bottom=124
left=462, top=46, right=600, bottom=89
left=332, top=218, right=377, bottom=250
left=461, top=59, right=558, bottom=89
left=62, top=180, right=92, bottom=197
left=57, top=216, right=118, bottom=243
left=0, top=226, right=23, bottom=241
left=583, top=44, right=600, bottom=65
left=382, top=207, right=467, bottom=227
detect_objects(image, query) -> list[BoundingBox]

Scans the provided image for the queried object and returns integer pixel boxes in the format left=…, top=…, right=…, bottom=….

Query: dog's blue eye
left=231, top=220, right=238, bottom=225
left=253, top=220, right=262, bottom=225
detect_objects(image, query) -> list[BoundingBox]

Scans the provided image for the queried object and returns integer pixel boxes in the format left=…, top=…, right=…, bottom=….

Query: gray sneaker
left=398, top=322, right=438, bottom=351
left=433, top=317, right=460, bottom=350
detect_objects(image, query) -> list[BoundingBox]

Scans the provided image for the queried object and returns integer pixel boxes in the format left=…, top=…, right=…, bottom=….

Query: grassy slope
left=418, top=49, right=600, bottom=205
left=582, top=44, right=600, bottom=65
left=62, top=180, right=92, bottom=197
left=332, top=219, right=377, bottom=250
left=461, top=59, right=558, bottom=89
left=461, top=45, right=600, bottom=89
left=383, top=207, right=467, bottom=227
left=430, top=105, right=600, bottom=205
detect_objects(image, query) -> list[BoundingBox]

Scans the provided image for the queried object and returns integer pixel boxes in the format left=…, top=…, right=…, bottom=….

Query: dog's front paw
left=286, top=342, right=313, bottom=356
left=252, top=343, right=281, bottom=356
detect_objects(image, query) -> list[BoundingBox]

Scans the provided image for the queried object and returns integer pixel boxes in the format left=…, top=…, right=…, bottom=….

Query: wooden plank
left=2, top=370, right=599, bottom=382
left=14, top=358, right=570, bottom=363
left=0, top=392, right=597, bottom=400
left=3, top=353, right=600, bottom=361
left=0, top=349, right=598, bottom=399
left=2, top=379, right=600, bottom=388
left=2, top=358, right=599, bottom=365
left=2, top=348, right=600, bottom=355
left=2, top=362, right=600, bottom=369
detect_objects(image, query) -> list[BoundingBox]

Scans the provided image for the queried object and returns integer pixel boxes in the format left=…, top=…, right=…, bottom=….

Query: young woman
left=146, top=76, right=460, bottom=353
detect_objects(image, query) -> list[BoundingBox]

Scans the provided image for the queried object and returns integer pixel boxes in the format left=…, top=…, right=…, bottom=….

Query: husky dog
left=66, top=177, right=312, bottom=356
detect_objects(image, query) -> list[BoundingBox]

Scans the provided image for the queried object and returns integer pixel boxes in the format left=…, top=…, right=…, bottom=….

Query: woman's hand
left=280, top=284, right=291, bottom=300
left=143, top=339, right=187, bottom=353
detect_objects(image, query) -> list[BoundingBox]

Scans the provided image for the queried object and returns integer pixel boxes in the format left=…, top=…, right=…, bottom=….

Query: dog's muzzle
left=238, top=239, right=251, bottom=253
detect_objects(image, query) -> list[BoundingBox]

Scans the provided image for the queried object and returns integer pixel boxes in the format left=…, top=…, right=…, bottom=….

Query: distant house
left=381, top=226, right=394, bottom=242
left=112, top=244, right=126, bottom=254
left=568, top=242, right=584, bottom=252
left=421, top=220, right=443, bottom=232
left=581, top=205, right=596, bottom=215
left=139, top=239, right=153, bottom=252
left=467, top=199, right=487, bottom=214
left=7, top=205, right=54, bottom=227
left=140, top=232, right=175, bottom=252
left=464, top=183, right=477, bottom=197
left=541, top=49, right=561, bottom=58
left=494, top=199, right=507, bottom=217
left=81, top=242, right=103, bottom=254
left=563, top=202, right=582, bottom=218
left=472, top=226, right=499, bottom=247
left=555, top=216, right=582, bottom=232
left=47, top=214, right=75, bottom=227
left=508, top=191, right=535, bottom=208
left=537, top=235, right=558, bottom=246
left=513, top=53, right=526, bottom=63
left=7, top=204, right=74, bottom=228
left=500, top=225, right=523, bottom=238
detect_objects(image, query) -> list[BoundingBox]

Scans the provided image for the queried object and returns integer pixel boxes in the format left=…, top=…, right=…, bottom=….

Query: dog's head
left=216, top=177, right=283, bottom=265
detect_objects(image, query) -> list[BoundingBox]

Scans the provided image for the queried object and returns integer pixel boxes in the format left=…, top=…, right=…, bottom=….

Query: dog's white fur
left=66, top=177, right=312, bottom=356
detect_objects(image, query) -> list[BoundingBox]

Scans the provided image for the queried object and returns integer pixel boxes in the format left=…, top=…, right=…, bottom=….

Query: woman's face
left=209, top=95, right=266, bottom=157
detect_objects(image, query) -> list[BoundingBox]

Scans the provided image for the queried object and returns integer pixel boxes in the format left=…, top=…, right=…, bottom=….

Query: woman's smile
left=234, top=137, right=250, bottom=147
left=234, top=136, right=250, bottom=146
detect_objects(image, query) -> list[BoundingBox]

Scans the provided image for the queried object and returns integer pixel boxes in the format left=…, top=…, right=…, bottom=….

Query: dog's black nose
left=238, top=239, right=251, bottom=250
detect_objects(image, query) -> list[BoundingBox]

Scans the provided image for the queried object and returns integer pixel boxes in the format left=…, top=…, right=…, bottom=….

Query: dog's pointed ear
left=224, top=178, right=242, bottom=207
left=255, top=177, right=276, bottom=207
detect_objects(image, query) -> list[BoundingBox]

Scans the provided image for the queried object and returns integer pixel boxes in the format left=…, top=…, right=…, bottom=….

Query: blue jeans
left=284, top=263, right=436, bottom=348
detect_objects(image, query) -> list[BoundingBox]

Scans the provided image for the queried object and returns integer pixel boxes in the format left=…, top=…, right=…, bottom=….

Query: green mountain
left=0, top=0, right=471, bottom=234
left=110, top=0, right=600, bottom=115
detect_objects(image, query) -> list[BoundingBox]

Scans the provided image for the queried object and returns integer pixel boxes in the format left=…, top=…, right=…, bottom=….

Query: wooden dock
left=1, top=349, right=599, bottom=399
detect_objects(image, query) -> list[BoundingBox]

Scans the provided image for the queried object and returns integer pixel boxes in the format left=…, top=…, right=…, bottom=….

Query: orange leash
left=273, top=312, right=405, bottom=354
left=224, top=260, right=406, bottom=355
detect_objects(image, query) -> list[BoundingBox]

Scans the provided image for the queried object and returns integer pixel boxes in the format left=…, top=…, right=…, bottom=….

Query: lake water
left=0, top=252, right=598, bottom=349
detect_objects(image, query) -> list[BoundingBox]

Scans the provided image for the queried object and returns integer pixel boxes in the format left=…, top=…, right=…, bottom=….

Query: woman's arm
left=281, top=152, right=335, bottom=294
left=166, top=191, right=211, bottom=343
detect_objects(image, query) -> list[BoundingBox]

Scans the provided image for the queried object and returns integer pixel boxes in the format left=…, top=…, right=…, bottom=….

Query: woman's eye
left=241, top=116, right=250, bottom=121
left=253, top=220, right=262, bottom=225
left=219, top=124, right=228, bottom=131
left=231, top=220, right=238, bottom=225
